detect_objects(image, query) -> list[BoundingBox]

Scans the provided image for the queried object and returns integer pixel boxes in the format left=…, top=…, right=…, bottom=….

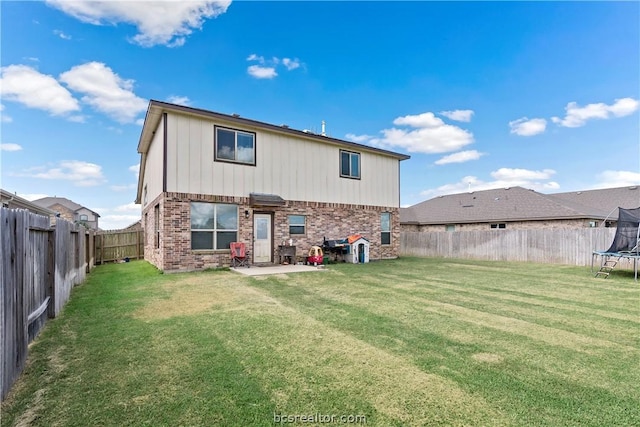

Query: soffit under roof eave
left=137, top=104, right=163, bottom=154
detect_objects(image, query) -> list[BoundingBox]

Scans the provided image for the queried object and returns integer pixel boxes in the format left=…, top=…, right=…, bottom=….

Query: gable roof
left=32, top=197, right=100, bottom=217
left=1, top=189, right=56, bottom=217
left=400, top=186, right=632, bottom=225
left=548, top=186, right=640, bottom=219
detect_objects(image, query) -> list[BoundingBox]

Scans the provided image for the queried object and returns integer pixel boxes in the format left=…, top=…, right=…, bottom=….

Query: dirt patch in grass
left=13, top=388, right=46, bottom=427
left=472, top=352, right=504, bottom=364
left=133, top=272, right=283, bottom=320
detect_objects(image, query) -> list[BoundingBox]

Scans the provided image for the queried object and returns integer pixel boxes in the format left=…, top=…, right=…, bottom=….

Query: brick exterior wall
left=401, top=218, right=608, bottom=232
left=142, top=192, right=401, bottom=272
left=49, top=203, right=75, bottom=223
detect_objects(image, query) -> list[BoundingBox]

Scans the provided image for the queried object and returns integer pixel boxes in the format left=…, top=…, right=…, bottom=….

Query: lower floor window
left=381, top=212, right=391, bottom=245
left=191, top=202, right=238, bottom=250
left=490, top=223, right=506, bottom=229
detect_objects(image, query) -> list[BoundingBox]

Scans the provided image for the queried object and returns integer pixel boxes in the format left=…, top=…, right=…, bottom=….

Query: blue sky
left=1, top=1, right=639, bottom=229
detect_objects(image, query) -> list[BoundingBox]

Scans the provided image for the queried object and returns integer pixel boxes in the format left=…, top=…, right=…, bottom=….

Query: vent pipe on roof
left=321, top=120, right=326, bottom=136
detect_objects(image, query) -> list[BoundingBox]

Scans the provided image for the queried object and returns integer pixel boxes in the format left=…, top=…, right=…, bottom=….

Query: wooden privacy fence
left=95, top=230, right=143, bottom=264
left=1, top=208, right=94, bottom=401
left=400, top=228, right=635, bottom=268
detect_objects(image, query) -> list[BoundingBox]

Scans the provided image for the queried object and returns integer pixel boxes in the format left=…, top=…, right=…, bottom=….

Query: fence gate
left=95, top=230, right=143, bottom=264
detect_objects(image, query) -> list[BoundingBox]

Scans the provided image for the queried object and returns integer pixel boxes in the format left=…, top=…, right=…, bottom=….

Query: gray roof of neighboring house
left=32, top=197, right=100, bottom=217
left=400, top=186, right=639, bottom=225
left=548, top=186, right=640, bottom=219
left=1, top=189, right=57, bottom=217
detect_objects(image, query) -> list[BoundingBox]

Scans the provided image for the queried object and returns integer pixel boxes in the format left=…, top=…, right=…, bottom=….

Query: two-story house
left=32, top=196, right=100, bottom=230
left=135, top=100, right=410, bottom=272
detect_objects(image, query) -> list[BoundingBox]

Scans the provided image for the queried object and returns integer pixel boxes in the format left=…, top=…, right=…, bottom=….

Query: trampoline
left=592, top=207, right=640, bottom=281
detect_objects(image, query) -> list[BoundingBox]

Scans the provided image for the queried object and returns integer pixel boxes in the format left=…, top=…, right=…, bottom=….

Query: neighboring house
left=120, top=220, right=143, bottom=232
left=0, top=189, right=56, bottom=218
left=32, top=197, right=100, bottom=230
left=135, top=100, right=410, bottom=271
left=401, top=185, right=640, bottom=232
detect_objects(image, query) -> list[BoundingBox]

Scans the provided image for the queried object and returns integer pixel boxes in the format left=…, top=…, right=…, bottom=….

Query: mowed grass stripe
left=249, top=275, right=638, bottom=425
left=345, top=273, right=639, bottom=347
left=200, top=307, right=508, bottom=426
left=260, top=269, right=636, bottom=353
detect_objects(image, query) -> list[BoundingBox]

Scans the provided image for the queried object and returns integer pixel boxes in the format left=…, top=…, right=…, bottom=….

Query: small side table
left=277, top=245, right=296, bottom=264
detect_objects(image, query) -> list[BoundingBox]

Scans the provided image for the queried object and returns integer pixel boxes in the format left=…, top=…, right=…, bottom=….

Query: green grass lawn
left=2, top=257, right=638, bottom=426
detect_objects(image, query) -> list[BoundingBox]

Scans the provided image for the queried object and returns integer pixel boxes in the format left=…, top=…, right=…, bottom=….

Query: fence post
left=47, top=228, right=55, bottom=318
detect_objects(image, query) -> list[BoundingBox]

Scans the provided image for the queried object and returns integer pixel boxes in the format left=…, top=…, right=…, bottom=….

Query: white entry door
left=253, top=214, right=272, bottom=263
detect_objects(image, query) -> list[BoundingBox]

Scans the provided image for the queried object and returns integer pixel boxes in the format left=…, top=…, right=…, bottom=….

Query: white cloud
left=509, top=117, right=547, bottom=136
left=551, top=97, right=639, bottom=128
left=434, top=150, right=484, bottom=165
left=247, top=65, right=277, bottom=79
left=345, top=133, right=373, bottom=143
left=420, top=168, right=559, bottom=198
left=129, top=163, right=140, bottom=179
left=0, top=104, right=12, bottom=122
left=46, top=0, right=230, bottom=47
left=59, top=62, right=147, bottom=123
left=282, top=58, right=301, bottom=70
left=592, top=170, right=640, bottom=189
left=53, top=29, right=72, bottom=40
left=247, top=53, right=264, bottom=63
left=113, top=202, right=140, bottom=213
left=100, top=214, right=141, bottom=230
left=21, top=160, right=106, bottom=187
left=490, top=168, right=555, bottom=181
left=0, top=64, right=80, bottom=116
left=369, top=112, right=474, bottom=154
left=1, top=143, right=23, bottom=152
left=439, top=109, right=474, bottom=122
left=247, top=54, right=303, bottom=78
left=18, top=193, right=49, bottom=201
left=167, top=95, right=191, bottom=106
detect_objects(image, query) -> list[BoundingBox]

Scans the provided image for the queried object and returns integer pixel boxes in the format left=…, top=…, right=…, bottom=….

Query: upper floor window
left=215, top=126, right=256, bottom=165
left=490, top=223, right=506, bottom=229
left=340, top=150, right=360, bottom=179
left=79, top=214, right=88, bottom=221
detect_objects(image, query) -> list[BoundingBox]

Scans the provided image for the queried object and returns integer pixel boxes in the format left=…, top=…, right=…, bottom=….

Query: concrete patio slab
left=230, top=264, right=326, bottom=276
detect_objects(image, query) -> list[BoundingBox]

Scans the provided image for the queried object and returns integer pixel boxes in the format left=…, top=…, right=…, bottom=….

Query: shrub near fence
left=400, top=228, right=635, bottom=269
left=1, top=208, right=94, bottom=401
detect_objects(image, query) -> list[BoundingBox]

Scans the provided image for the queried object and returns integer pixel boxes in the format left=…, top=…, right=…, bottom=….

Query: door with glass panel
left=253, top=214, right=272, bottom=263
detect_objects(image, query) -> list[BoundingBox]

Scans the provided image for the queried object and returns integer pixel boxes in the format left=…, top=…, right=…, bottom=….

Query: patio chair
left=230, top=242, right=250, bottom=268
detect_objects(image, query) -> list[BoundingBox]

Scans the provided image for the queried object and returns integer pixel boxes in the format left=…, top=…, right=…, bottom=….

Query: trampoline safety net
left=606, top=207, right=640, bottom=253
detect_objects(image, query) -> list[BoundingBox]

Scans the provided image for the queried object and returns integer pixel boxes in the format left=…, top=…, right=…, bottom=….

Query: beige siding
left=142, top=115, right=165, bottom=208
left=164, top=113, right=400, bottom=207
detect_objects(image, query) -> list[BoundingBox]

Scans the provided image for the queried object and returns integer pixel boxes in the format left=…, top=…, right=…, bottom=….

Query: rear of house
left=136, top=100, right=409, bottom=271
